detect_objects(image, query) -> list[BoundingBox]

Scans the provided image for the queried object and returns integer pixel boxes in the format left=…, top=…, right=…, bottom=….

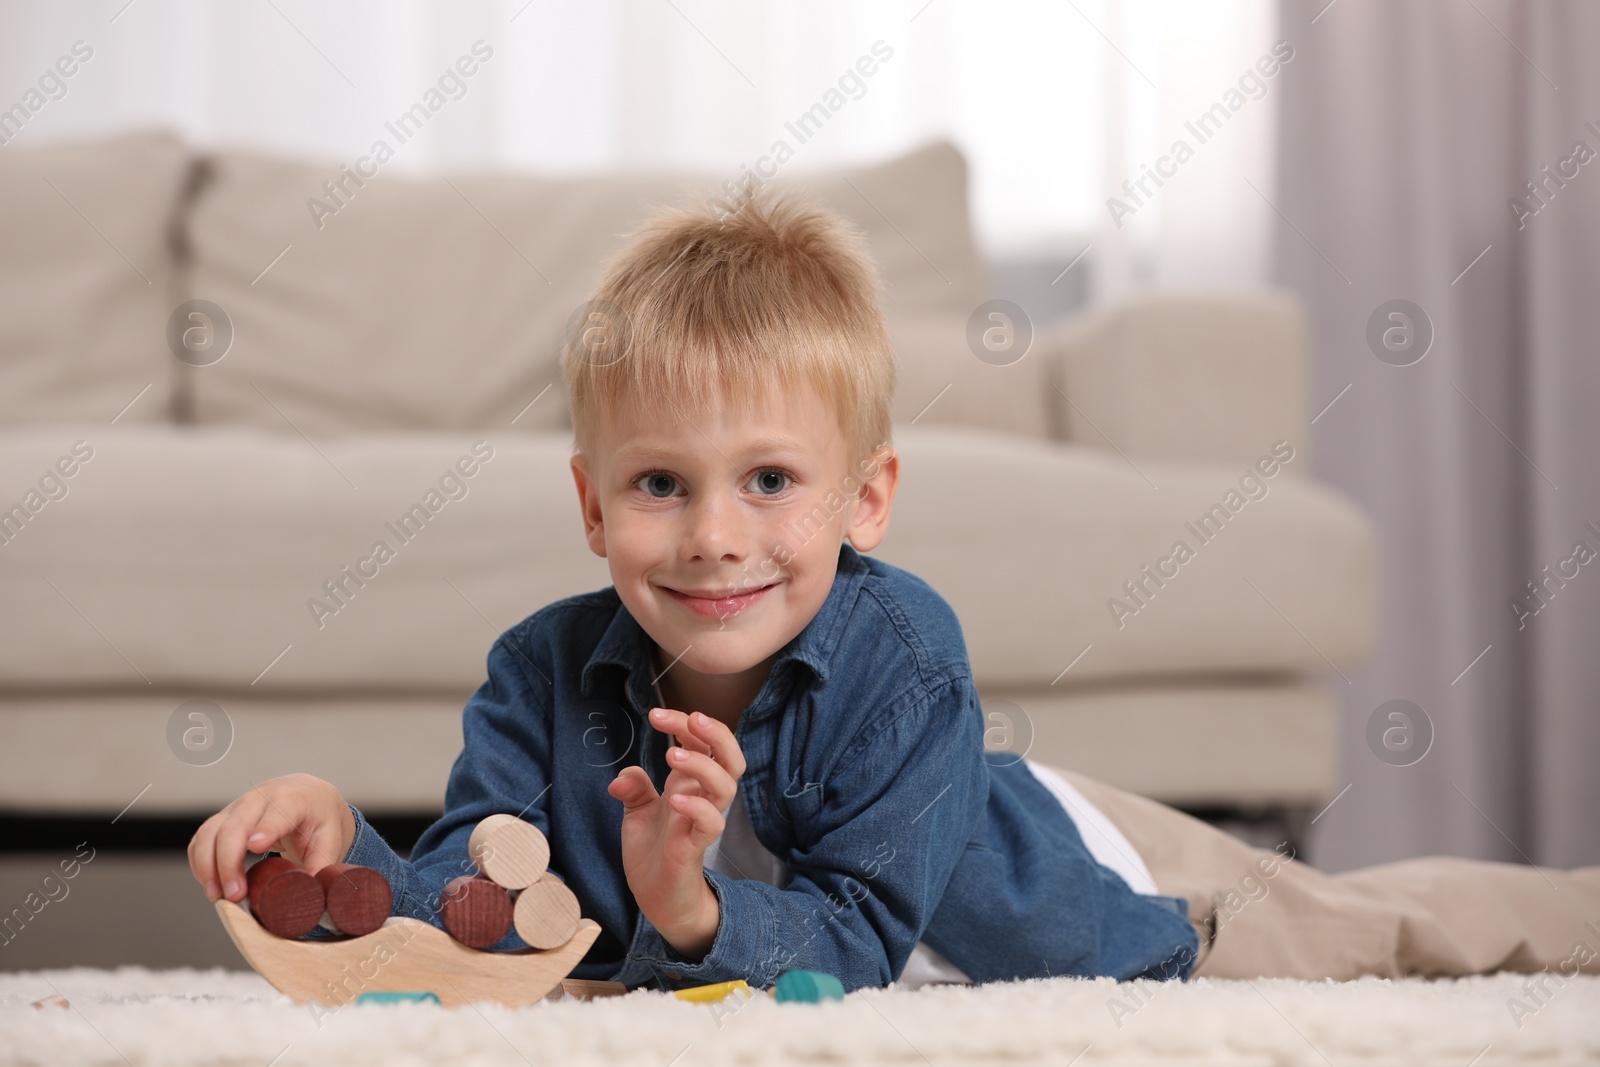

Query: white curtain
left=1, top=0, right=1277, bottom=293
left=1275, top=0, right=1600, bottom=871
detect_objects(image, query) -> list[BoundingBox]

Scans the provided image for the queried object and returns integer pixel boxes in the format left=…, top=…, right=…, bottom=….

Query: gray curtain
left=1276, top=0, right=1599, bottom=871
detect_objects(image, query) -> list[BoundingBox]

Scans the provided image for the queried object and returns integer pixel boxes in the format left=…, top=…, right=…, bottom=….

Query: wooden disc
left=246, top=857, right=325, bottom=939
left=513, top=876, right=581, bottom=949
left=546, top=979, right=627, bottom=1002
left=468, top=814, right=550, bottom=890
left=246, top=855, right=295, bottom=888
left=314, top=863, right=392, bottom=936
left=439, top=875, right=512, bottom=949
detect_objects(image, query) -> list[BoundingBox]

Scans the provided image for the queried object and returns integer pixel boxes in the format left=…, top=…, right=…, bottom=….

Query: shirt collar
left=579, top=541, right=871, bottom=718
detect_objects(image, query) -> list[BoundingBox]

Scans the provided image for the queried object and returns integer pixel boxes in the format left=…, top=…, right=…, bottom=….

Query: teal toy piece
left=773, top=969, right=845, bottom=1004
left=355, top=991, right=442, bottom=1006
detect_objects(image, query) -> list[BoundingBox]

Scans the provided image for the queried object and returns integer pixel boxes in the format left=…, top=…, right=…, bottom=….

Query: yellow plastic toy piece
left=673, top=979, right=751, bottom=1003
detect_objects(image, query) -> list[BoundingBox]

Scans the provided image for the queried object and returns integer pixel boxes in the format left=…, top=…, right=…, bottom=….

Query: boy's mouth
left=662, top=581, right=779, bottom=618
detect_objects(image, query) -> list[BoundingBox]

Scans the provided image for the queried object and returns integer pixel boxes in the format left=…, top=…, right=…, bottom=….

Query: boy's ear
left=570, top=455, right=608, bottom=558
left=843, top=447, right=899, bottom=553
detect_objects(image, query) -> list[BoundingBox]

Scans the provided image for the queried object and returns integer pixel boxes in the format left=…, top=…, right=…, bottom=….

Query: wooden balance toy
left=216, top=814, right=603, bottom=1008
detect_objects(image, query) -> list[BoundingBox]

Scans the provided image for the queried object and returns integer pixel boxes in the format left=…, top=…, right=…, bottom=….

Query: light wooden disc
left=513, top=877, right=581, bottom=949
left=545, top=979, right=627, bottom=1002
left=468, top=813, right=550, bottom=890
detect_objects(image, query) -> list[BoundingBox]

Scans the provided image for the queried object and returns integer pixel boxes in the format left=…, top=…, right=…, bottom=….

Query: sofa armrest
left=1040, top=290, right=1311, bottom=469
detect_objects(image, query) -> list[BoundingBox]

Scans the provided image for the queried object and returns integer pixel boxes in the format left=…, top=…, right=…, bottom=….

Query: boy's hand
left=188, top=773, right=356, bottom=904
left=608, top=708, right=747, bottom=961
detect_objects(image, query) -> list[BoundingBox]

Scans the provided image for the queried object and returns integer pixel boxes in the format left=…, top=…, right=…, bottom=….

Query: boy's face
left=570, top=381, right=898, bottom=690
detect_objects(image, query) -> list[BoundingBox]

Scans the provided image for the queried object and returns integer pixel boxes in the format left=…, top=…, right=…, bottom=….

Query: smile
left=663, top=582, right=779, bottom=618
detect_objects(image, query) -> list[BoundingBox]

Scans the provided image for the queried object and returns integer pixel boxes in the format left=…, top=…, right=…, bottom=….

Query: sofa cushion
left=182, top=140, right=994, bottom=437
left=790, top=143, right=987, bottom=323
left=0, top=423, right=1371, bottom=693
left=886, top=313, right=1050, bottom=441
left=1008, top=681, right=1337, bottom=805
left=0, top=681, right=1334, bottom=813
left=0, top=131, right=190, bottom=425
left=880, top=426, right=1375, bottom=685
left=0, top=423, right=611, bottom=692
left=0, top=695, right=465, bottom=814
left=1045, top=291, right=1311, bottom=466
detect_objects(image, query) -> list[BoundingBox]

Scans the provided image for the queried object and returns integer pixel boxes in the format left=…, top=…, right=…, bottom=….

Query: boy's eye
left=747, top=468, right=792, bottom=496
left=636, top=471, right=680, bottom=498
left=630, top=468, right=793, bottom=499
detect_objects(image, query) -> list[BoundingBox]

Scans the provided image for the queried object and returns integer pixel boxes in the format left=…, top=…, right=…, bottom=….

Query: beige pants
left=1058, top=769, right=1600, bottom=980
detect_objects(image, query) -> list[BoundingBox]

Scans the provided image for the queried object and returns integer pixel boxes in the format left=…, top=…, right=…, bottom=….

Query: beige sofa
left=0, top=132, right=1374, bottom=828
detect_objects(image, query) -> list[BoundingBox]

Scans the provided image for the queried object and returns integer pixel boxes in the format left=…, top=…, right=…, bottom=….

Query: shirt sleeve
left=626, top=674, right=986, bottom=992
left=335, top=628, right=555, bottom=950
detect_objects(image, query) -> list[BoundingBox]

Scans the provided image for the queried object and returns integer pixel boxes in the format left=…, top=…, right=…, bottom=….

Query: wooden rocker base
left=215, top=899, right=602, bottom=1008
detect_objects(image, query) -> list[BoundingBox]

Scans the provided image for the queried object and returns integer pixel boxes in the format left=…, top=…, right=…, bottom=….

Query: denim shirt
left=341, top=542, right=1198, bottom=991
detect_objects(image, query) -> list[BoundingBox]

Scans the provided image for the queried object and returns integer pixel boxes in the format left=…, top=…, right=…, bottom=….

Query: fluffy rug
left=3, top=967, right=1597, bottom=1066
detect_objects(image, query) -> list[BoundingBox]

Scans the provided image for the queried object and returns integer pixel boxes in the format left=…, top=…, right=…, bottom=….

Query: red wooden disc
left=245, top=855, right=298, bottom=891
left=246, top=857, right=326, bottom=939
left=315, top=863, right=392, bottom=937
left=438, top=874, right=513, bottom=949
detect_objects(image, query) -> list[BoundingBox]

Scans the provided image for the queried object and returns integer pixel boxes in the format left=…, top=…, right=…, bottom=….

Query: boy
left=190, top=191, right=1600, bottom=992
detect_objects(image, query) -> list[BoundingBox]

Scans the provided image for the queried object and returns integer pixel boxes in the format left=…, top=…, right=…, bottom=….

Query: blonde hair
left=560, top=187, right=896, bottom=473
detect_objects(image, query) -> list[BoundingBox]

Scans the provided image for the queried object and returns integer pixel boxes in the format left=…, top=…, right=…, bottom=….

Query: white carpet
left=3, top=967, right=1598, bottom=1066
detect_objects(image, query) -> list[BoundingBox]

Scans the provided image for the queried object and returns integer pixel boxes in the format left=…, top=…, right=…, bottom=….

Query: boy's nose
left=682, top=488, right=747, bottom=564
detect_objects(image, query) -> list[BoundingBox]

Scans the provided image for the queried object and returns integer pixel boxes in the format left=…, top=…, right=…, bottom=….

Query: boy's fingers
left=665, top=746, right=735, bottom=809
left=203, top=799, right=257, bottom=900
left=686, top=712, right=747, bottom=777
left=216, top=800, right=295, bottom=901
left=668, top=793, right=726, bottom=848
left=662, top=770, right=704, bottom=803
left=188, top=814, right=223, bottom=898
left=609, top=765, right=659, bottom=813
left=648, top=707, right=714, bottom=756
left=189, top=776, right=353, bottom=903
left=300, top=823, right=347, bottom=875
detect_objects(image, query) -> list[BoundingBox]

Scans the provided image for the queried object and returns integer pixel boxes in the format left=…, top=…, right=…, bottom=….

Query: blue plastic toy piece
left=773, top=969, right=845, bottom=1003
left=355, top=991, right=442, bottom=1006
